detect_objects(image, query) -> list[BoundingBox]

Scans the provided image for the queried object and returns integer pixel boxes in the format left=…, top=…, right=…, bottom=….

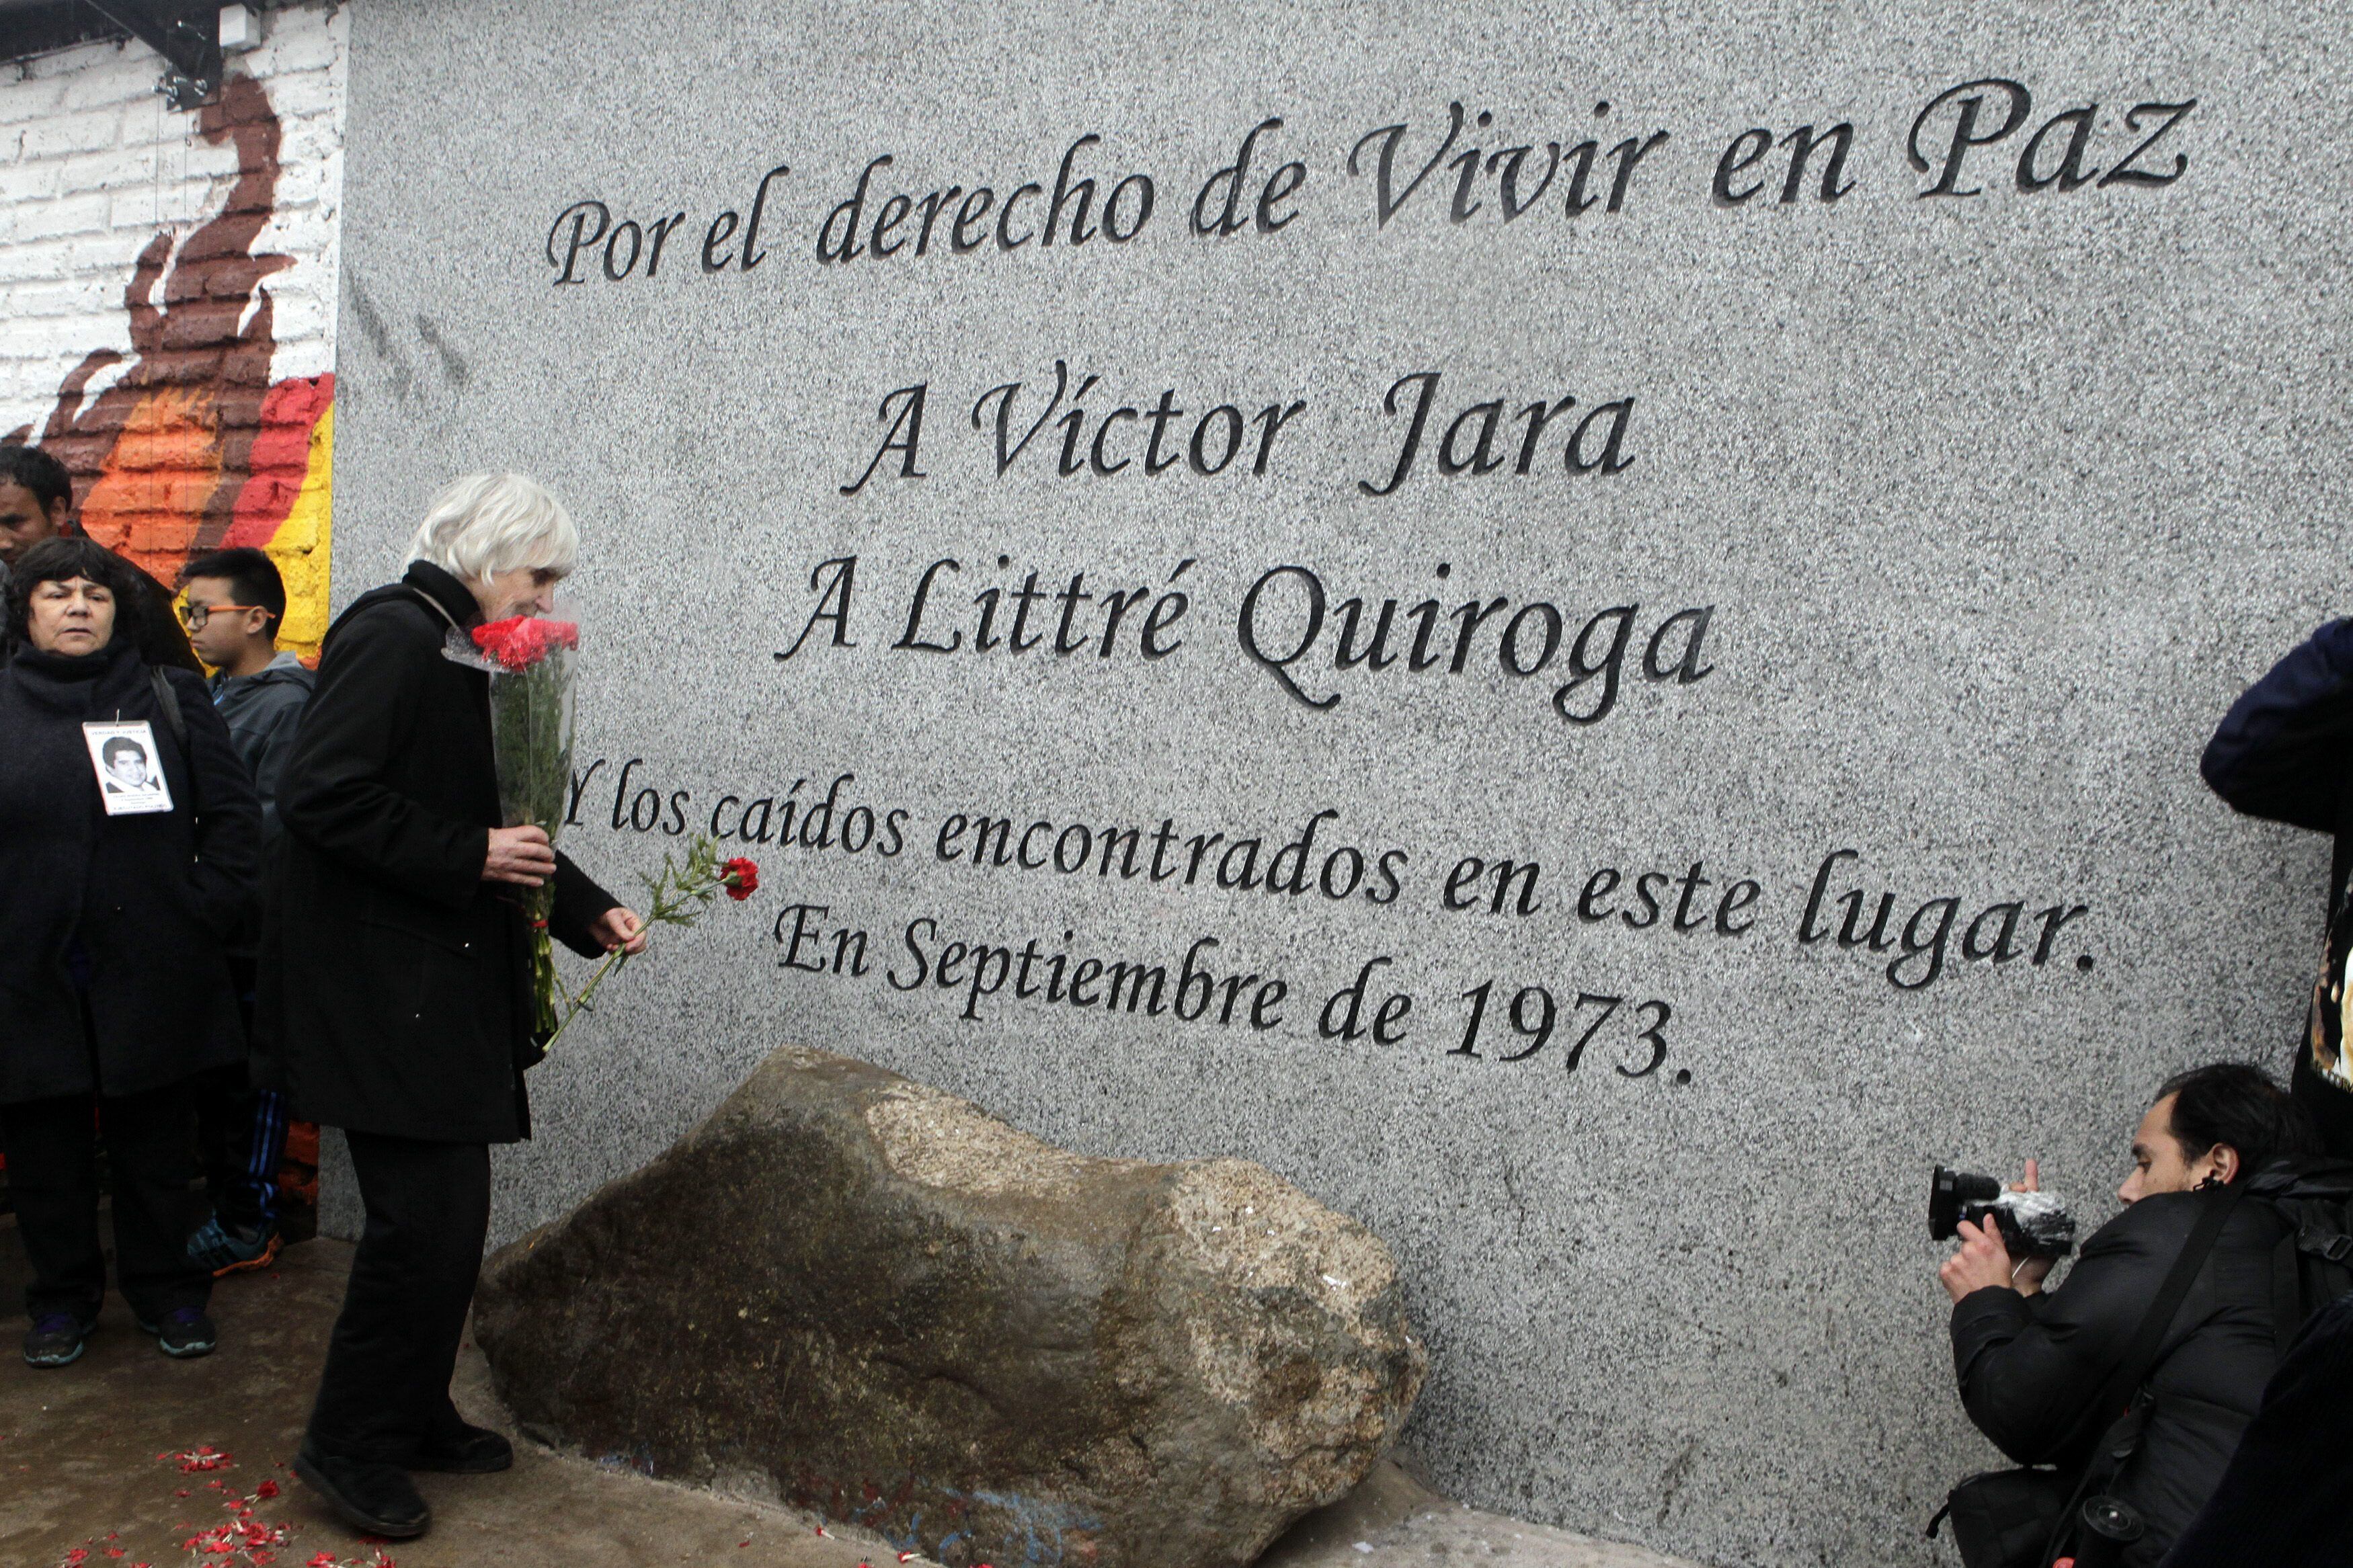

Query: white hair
left=403, top=472, right=578, bottom=585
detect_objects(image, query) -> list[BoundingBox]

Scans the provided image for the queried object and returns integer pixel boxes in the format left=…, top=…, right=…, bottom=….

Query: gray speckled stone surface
left=328, top=5, right=2346, bottom=1564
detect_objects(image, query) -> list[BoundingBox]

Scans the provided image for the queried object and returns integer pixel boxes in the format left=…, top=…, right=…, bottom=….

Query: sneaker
left=409, top=1421, right=513, bottom=1474
left=135, top=1307, right=217, bottom=1358
left=294, top=1446, right=431, bottom=1538
left=188, top=1214, right=282, bottom=1276
left=23, top=1313, right=93, bottom=1368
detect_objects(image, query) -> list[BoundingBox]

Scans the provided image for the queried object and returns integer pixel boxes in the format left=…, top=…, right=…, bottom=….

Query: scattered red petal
left=255, top=1479, right=281, bottom=1498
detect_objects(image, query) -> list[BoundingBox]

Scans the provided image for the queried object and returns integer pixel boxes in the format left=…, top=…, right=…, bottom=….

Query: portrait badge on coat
left=83, top=720, right=173, bottom=815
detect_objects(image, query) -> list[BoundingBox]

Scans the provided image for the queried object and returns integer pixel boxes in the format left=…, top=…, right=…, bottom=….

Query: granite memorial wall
left=329, top=3, right=2342, bottom=1561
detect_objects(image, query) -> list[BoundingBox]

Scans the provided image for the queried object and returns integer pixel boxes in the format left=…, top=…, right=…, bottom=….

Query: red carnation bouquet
left=474, top=614, right=580, bottom=671
left=453, top=615, right=581, bottom=1038
left=450, top=616, right=760, bottom=1053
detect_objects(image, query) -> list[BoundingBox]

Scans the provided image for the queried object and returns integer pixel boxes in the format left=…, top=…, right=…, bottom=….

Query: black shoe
left=23, top=1313, right=93, bottom=1368
left=134, top=1307, right=216, bottom=1358
left=294, top=1446, right=431, bottom=1538
left=409, top=1421, right=513, bottom=1473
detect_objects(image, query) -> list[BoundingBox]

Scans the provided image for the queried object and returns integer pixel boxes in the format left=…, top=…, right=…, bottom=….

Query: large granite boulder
left=473, top=1046, right=1426, bottom=1568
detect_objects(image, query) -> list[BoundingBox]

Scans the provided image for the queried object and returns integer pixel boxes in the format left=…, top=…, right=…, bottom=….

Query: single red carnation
left=721, top=857, right=760, bottom=900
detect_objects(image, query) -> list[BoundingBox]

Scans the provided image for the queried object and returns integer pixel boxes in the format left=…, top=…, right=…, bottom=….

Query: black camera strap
left=2034, top=1182, right=2247, bottom=1566
left=2073, top=1182, right=2246, bottom=1449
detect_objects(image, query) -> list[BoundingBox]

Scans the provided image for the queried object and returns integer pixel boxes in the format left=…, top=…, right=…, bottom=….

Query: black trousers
left=194, top=956, right=286, bottom=1228
left=193, top=1065, right=288, bottom=1228
left=2161, top=1288, right=2353, bottom=1565
left=0, top=1082, right=211, bottom=1323
left=305, top=1131, right=490, bottom=1464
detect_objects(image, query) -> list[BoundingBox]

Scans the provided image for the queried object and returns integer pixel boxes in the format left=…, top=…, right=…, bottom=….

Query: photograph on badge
left=81, top=720, right=173, bottom=816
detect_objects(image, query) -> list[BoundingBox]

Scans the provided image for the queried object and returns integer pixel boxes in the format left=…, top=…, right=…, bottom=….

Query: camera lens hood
left=1929, top=1165, right=2002, bottom=1239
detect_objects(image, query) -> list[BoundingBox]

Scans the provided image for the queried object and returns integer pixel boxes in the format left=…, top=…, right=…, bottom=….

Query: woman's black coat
left=257, top=561, right=617, bottom=1145
left=0, top=636, right=259, bottom=1104
left=1949, top=1179, right=2298, bottom=1567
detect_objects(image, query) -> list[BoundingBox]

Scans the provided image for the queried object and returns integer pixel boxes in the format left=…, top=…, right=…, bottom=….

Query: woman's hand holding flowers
left=483, top=825, right=558, bottom=886
left=589, top=906, right=649, bottom=955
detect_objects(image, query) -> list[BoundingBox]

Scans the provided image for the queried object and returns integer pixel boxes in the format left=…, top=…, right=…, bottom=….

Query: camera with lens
left=1929, top=1166, right=2077, bottom=1259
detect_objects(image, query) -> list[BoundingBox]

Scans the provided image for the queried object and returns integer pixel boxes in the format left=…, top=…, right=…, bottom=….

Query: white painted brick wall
left=0, top=5, right=348, bottom=440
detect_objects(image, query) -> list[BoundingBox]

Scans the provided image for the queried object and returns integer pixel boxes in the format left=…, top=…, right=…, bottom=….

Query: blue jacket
left=2201, top=618, right=2353, bottom=1155
left=210, top=649, right=314, bottom=834
left=2202, top=618, right=2353, bottom=903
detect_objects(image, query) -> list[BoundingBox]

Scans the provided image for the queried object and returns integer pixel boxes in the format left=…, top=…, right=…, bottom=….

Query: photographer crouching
left=1935, top=1064, right=2332, bottom=1568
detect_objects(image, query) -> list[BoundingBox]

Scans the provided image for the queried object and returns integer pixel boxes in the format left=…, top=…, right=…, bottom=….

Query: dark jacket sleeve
left=244, top=682, right=309, bottom=834
left=168, top=665, right=263, bottom=940
left=278, top=607, right=487, bottom=909
left=549, top=852, right=621, bottom=959
left=2200, top=620, right=2353, bottom=833
left=1948, top=1202, right=2181, bottom=1465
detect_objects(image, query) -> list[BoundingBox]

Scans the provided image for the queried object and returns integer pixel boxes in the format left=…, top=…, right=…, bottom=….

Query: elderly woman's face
left=473, top=566, right=563, bottom=622
left=27, top=575, right=116, bottom=655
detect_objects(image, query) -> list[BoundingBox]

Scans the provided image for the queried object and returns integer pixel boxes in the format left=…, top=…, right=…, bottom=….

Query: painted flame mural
left=5, top=75, right=335, bottom=657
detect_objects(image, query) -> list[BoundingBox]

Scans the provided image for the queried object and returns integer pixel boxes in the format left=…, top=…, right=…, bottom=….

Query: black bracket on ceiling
left=81, top=1, right=222, bottom=112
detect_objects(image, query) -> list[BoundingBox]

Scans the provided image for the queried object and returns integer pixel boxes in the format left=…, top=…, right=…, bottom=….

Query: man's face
left=0, top=481, right=67, bottom=565
left=182, top=575, right=268, bottom=665
left=108, top=749, right=150, bottom=788
left=2118, top=1093, right=2226, bottom=1202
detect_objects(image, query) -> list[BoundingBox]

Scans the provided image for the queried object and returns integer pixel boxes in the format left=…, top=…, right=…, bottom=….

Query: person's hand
left=483, top=825, right=557, bottom=886
left=1940, top=1214, right=2022, bottom=1303
left=2004, top=1160, right=2054, bottom=1295
left=590, top=905, right=648, bottom=956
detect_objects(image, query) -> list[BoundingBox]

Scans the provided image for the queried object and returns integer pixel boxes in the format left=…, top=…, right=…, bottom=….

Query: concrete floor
left=0, top=1225, right=1699, bottom=1568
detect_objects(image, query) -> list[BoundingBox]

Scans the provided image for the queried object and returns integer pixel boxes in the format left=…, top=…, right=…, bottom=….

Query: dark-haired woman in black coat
left=0, top=536, right=261, bottom=1369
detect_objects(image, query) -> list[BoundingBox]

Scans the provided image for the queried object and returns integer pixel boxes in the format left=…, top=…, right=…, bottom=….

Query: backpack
left=2247, top=1159, right=2353, bottom=1356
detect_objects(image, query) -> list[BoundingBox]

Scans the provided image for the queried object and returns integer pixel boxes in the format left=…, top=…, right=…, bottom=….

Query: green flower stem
left=540, top=832, right=743, bottom=1054
left=541, top=945, right=630, bottom=1055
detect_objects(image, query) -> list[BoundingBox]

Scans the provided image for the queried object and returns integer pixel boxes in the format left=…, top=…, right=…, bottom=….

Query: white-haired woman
left=260, top=473, right=644, bottom=1540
